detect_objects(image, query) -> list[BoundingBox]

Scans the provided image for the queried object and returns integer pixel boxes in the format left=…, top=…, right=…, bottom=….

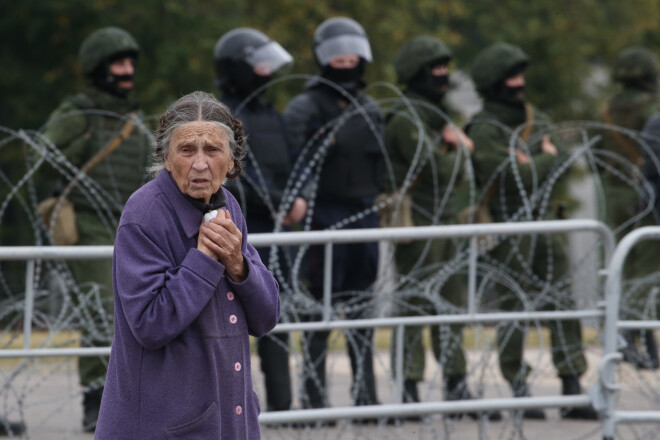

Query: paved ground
left=3, top=345, right=660, bottom=440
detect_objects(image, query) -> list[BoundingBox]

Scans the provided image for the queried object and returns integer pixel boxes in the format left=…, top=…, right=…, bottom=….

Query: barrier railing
left=600, top=226, right=660, bottom=440
left=0, top=220, right=615, bottom=426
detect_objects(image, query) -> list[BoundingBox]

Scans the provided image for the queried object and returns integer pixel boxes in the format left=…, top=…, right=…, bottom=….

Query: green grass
left=250, top=326, right=603, bottom=354
left=0, top=327, right=602, bottom=360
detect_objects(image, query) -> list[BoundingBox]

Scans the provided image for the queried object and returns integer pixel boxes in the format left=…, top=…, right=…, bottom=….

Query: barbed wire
left=0, top=76, right=658, bottom=439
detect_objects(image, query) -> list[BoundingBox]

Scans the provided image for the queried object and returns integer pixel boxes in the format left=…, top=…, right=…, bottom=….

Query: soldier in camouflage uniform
left=602, top=47, right=660, bottom=369
left=385, top=36, right=500, bottom=421
left=41, top=26, right=152, bottom=431
left=466, top=42, right=597, bottom=419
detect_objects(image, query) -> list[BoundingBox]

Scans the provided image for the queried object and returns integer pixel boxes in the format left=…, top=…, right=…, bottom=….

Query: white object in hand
left=204, top=210, right=218, bottom=223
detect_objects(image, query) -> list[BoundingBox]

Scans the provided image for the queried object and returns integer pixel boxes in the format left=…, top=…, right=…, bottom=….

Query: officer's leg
left=258, top=333, right=292, bottom=411
left=343, top=240, right=379, bottom=406
left=496, top=285, right=528, bottom=385
left=433, top=254, right=467, bottom=381
left=347, top=325, right=377, bottom=405
left=301, top=328, right=331, bottom=409
left=391, top=238, right=431, bottom=400
left=70, top=212, right=114, bottom=432
left=254, top=242, right=293, bottom=411
left=300, top=242, right=331, bottom=410
left=493, top=251, right=544, bottom=419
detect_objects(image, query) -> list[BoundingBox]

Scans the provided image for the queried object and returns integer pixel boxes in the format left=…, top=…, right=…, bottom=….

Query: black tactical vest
left=306, top=86, right=384, bottom=201
left=222, top=94, right=293, bottom=219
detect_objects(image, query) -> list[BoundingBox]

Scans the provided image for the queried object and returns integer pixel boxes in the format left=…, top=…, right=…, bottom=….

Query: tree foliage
left=3, top=0, right=660, bottom=130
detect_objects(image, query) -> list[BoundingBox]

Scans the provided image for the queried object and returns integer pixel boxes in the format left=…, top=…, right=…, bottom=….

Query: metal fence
left=599, top=226, right=660, bottom=440
left=0, top=220, right=617, bottom=431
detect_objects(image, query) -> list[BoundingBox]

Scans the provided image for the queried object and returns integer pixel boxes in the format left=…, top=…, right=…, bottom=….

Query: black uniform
left=284, top=78, right=384, bottom=408
left=222, top=92, right=296, bottom=411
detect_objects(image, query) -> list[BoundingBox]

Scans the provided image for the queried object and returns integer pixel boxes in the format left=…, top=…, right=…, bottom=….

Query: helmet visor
left=245, top=41, right=293, bottom=76
left=315, top=34, right=372, bottom=66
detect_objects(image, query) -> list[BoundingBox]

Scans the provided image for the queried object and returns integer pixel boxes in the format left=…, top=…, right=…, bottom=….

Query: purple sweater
left=95, top=170, right=280, bottom=439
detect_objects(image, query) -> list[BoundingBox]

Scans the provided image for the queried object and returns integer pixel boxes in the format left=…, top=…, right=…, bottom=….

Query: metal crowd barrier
left=600, top=226, right=660, bottom=440
left=0, top=220, right=615, bottom=427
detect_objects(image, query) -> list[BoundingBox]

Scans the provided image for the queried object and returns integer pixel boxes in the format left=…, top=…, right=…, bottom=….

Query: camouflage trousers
left=68, top=211, right=115, bottom=388
left=390, top=236, right=467, bottom=380
left=603, top=180, right=660, bottom=320
left=488, top=234, right=588, bottom=383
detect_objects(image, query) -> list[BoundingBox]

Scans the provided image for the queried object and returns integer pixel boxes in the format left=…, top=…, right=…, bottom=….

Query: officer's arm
left=471, top=122, right=556, bottom=191
left=283, top=93, right=323, bottom=161
left=37, top=101, right=89, bottom=196
left=283, top=93, right=322, bottom=202
left=41, top=101, right=89, bottom=165
left=386, top=112, right=459, bottom=187
left=642, top=113, right=660, bottom=179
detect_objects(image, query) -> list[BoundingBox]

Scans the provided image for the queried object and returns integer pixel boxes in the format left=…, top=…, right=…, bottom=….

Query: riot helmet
left=214, top=28, right=293, bottom=97
left=313, top=17, right=372, bottom=94
left=613, top=46, right=660, bottom=92
left=394, top=36, right=452, bottom=103
left=79, top=26, right=139, bottom=97
left=471, top=42, right=529, bottom=104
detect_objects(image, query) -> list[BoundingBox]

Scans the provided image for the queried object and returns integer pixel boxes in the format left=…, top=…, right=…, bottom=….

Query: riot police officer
left=283, top=17, right=386, bottom=421
left=602, top=47, right=660, bottom=370
left=41, top=26, right=152, bottom=431
left=386, top=35, right=500, bottom=421
left=466, top=42, right=597, bottom=420
left=214, top=27, right=306, bottom=415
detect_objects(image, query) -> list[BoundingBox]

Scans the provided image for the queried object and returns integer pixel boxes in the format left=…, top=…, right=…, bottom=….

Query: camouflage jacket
left=41, top=86, right=152, bottom=216
left=466, top=100, right=564, bottom=221
left=385, top=90, right=463, bottom=223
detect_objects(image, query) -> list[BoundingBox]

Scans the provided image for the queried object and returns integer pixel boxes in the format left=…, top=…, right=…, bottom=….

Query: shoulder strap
left=520, top=102, right=535, bottom=141
left=68, top=92, right=96, bottom=110
left=603, top=106, right=644, bottom=166
left=60, top=112, right=138, bottom=199
left=481, top=180, right=498, bottom=208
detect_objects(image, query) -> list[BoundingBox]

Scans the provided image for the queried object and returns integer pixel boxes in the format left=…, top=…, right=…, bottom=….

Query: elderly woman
left=95, top=91, right=280, bottom=439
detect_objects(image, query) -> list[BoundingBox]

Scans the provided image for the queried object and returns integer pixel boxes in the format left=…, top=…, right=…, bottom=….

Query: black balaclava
left=407, top=58, right=451, bottom=104
left=91, top=51, right=137, bottom=98
left=223, top=60, right=272, bottom=99
left=489, top=63, right=527, bottom=106
left=320, top=59, right=366, bottom=95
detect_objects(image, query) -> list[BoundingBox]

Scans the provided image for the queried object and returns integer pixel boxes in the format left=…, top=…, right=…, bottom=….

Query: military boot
left=399, top=379, right=423, bottom=422
left=403, top=379, right=420, bottom=403
left=510, top=380, right=546, bottom=420
left=0, top=415, right=26, bottom=436
left=642, top=330, right=659, bottom=370
left=82, top=387, right=103, bottom=432
left=620, top=330, right=645, bottom=367
left=559, top=375, right=599, bottom=420
left=445, top=375, right=502, bottom=421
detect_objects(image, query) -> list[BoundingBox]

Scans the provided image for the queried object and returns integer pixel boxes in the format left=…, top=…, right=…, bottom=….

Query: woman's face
left=165, top=121, right=234, bottom=203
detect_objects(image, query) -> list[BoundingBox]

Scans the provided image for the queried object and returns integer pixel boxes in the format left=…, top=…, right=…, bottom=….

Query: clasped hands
left=197, top=209, right=247, bottom=282
left=511, top=135, right=558, bottom=164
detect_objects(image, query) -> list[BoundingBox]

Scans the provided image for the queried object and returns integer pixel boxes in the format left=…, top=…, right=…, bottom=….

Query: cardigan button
left=235, top=405, right=242, bottom=415
left=226, top=291, right=235, bottom=301
left=229, top=315, right=237, bottom=324
left=234, top=362, right=241, bottom=372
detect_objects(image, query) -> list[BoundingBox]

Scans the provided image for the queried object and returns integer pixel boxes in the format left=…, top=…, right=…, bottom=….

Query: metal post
left=323, top=243, right=333, bottom=322
left=601, top=227, right=660, bottom=438
left=23, top=259, right=35, bottom=350
left=395, top=324, right=405, bottom=404
left=467, top=236, right=478, bottom=315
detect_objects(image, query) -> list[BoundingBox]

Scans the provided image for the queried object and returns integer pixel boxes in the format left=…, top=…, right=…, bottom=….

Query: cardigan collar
left=155, top=170, right=227, bottom=239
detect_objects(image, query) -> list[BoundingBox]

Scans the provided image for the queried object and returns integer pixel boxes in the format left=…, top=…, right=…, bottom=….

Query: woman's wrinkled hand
left=197, top=209, right=247, bottom=282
